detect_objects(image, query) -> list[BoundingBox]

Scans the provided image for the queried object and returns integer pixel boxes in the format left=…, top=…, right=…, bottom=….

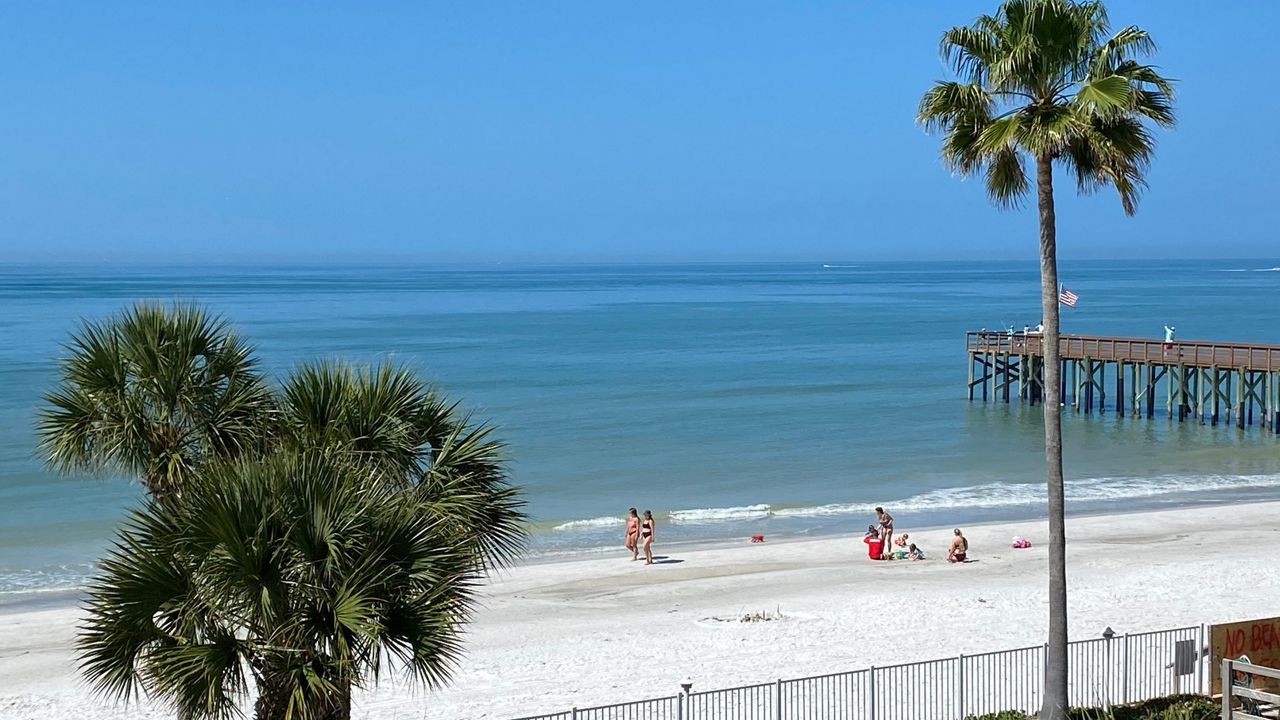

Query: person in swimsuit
left=948, top=528, right=968, bottom=563
left=641, top=510, right=655, bottom=565
left=875, top=506, right=894, bottom=549
left=908, top=543, right=925, bottom=561
left=624, top=507, right=640, bottom=561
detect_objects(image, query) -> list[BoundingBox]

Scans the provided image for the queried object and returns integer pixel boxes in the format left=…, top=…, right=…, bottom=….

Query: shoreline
left=4, top=499, right=1280, bottom=719
left=5, top=492, right=1266, bottom=607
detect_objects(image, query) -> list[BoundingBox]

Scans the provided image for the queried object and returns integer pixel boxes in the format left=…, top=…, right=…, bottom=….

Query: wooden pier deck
left=966, top=331, right=1280, bottom=430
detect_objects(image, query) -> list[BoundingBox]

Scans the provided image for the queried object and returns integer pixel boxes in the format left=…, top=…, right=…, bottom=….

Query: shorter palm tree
left=38, top=302, right=275, bottom=499
left=78, top=451, right=503, bottom=720
left=277, top=360, right=527, bottom=568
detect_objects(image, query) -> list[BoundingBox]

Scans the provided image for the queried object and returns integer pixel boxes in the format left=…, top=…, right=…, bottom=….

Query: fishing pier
left=966, top=331, right=1280, bottom=431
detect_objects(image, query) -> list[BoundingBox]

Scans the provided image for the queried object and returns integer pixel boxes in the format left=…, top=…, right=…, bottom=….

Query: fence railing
left=965, top=331, right=1280, bottom=371
left=511, top=625, right=1207, bottom=720
left=1221, top=658, right=1280, bottom=720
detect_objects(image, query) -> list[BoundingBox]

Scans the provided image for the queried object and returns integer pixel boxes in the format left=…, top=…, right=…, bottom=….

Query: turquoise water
left=3, top=260, right=1280, bottom=598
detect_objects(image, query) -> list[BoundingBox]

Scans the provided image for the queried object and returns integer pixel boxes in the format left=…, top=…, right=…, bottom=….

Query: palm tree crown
left=918, top=0, right=1174, bottom=212
left=38, top=302, right=275, bottom=498
left=277, top=361, right=527, bottom=569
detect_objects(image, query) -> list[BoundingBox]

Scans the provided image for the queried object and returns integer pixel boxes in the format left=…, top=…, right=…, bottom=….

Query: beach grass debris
left=704, top=607, right=787, bottom=624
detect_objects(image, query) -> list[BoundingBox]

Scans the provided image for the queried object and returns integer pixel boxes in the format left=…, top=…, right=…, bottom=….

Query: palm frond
left=986, top=145, right=1030, bottom=209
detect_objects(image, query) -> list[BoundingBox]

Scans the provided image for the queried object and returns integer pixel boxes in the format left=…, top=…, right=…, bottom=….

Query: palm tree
left=75, top=359, right=526, bottom=720
left=916, top=1, right=1174, bottom=717
left=78, top=451, right=499, bottom=720
left=38, top=302, right=275, bottom=499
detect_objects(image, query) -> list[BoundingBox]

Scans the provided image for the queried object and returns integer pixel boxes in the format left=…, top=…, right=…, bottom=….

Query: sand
left=2, top=501, right=1278, bottom=719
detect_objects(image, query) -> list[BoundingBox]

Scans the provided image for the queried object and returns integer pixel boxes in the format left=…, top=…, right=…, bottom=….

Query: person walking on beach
left=875, top=507, right=894, bottom=549
left=640, top=510, right=655, bottom=565
left=947, top=528, right=968, bottom=563
left=624, top=508, right=640, bottom=561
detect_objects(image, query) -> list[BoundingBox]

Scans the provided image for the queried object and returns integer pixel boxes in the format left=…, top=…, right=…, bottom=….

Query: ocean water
left=2, top=260, right=1280, bottom=599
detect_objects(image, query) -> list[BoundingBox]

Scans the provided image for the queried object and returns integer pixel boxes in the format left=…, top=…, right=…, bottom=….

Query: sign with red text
left=1211, top=617, right=1280, bottom=694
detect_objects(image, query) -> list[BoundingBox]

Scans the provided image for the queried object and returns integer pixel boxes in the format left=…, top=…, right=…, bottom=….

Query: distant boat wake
left=822, top=264, right=859, bottom=269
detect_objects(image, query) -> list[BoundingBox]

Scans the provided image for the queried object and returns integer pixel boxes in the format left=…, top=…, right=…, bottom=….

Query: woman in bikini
left=641, top=510, right=655, bottom=565
left=624, top=508, right=640, bottom=561
left=875, top=506, right=894, bottom=549
left=948, top=528, right=969, bottom=563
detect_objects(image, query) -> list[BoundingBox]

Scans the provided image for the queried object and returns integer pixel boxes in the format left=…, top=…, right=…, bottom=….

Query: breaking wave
left=546, top=473, right=1280, bottom=531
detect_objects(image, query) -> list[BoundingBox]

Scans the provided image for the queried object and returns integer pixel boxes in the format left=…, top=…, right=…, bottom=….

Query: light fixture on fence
left=680, top=678, right=693, bottom=695
left=1102, top=626, right=1115, bottom=640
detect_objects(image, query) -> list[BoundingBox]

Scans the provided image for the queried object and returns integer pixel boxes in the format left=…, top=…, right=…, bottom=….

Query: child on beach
left=908, top=543, right=925, bottom=561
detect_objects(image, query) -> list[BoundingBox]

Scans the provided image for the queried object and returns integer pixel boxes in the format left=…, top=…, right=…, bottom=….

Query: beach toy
left=1011, top=537, right=1032, bottom=549
left=751, top=534, right=765, bottom=543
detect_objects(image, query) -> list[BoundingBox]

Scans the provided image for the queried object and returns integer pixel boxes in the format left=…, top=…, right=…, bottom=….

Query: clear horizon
left=1, top=2, right=1276, bottom=264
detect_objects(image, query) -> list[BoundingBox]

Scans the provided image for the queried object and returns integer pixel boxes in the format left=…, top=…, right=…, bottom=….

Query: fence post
left=571, top=707, right=578, bottom=720
left=957, top=654, right=965, bottom=720
left=774, top=678, right=782, bottom=720
left=1221, top=660, right=1232, bottom=720
left=1043, top=643, right=1049, bottom=698
left=676, top=693, right=683, bottom=720
left=1196, top=624, right=1206, bottom=695
left=1121, top=634, right=1130, bottom=704
left=868, top=666, right=877, bottom=720
left=1103, top=635, right=1112, bottom=711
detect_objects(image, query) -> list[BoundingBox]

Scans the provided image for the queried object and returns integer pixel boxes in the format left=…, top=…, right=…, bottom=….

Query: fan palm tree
left=276, top=360, right=526, bottom=568
left=76, top=359, right=526, bottom=720
left=37, top=302, right=275, bottom=499
left=917, top=1, right=1174, bottom=717
left=78, top=451, right=494, bottom=720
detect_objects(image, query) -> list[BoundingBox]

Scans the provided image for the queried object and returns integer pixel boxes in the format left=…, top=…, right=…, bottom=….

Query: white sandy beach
left=2, top=501, right=1278, bottom=720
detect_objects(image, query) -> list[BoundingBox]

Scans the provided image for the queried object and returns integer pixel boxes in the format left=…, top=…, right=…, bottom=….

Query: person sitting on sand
left=894, top=533, right=909, bottom=548
left=875, top=507, right=894, bottom=548
left=909, top=543, right=925, bottom=561
left=641, top=510, right=655, bottom=565
left=864, top=524, right=879, bottom=538
left=625, top=508, right=640, bottom=561
left=947, top=528, right=968, bottom=563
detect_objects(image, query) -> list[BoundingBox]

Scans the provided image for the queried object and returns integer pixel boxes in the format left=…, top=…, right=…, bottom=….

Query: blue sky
left=1, top=2, right=1275, bottom=264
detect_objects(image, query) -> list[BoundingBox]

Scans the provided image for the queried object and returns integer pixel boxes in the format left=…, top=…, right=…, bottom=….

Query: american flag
left=1058, top=286, right=1079, bottom=307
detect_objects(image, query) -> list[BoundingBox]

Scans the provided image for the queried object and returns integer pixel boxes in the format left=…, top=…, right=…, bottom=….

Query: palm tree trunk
left=1036, top=154, right=1069, bottom=720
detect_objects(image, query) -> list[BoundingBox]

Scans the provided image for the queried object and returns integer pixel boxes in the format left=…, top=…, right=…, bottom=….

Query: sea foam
left=548, top=473, right=1280, bottom=531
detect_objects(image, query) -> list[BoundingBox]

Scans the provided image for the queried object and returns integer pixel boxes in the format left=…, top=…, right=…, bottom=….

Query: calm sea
left=2, top=260, right=1280, bottom=600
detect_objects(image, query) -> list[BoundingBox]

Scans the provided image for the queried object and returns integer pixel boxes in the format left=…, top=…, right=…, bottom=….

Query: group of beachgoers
left=623, top=508, right=656, bottom=564
left=864, top=507, right=969, bottom=563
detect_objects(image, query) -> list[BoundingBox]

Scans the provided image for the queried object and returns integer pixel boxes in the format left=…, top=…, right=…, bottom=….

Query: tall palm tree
left=77, top=451, right=496, bottom=720
left=917, top=1, right=1173, bottom=717
left=38, top=302, right=275, bottom=499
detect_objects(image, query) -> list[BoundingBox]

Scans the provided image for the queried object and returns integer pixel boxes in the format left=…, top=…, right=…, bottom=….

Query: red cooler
left=863, top=535, right=884, bottom=560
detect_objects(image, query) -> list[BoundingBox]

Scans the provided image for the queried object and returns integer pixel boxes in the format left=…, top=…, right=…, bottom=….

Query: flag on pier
left=1058, top=286, right=1078, bottom=307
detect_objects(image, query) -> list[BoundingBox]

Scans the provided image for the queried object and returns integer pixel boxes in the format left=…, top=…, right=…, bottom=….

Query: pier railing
left=509, top=624, right=1206, bottom=720
left=965, top=331, right=1280, bottom=427
left=967, top=331, right=1280, bottom=371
